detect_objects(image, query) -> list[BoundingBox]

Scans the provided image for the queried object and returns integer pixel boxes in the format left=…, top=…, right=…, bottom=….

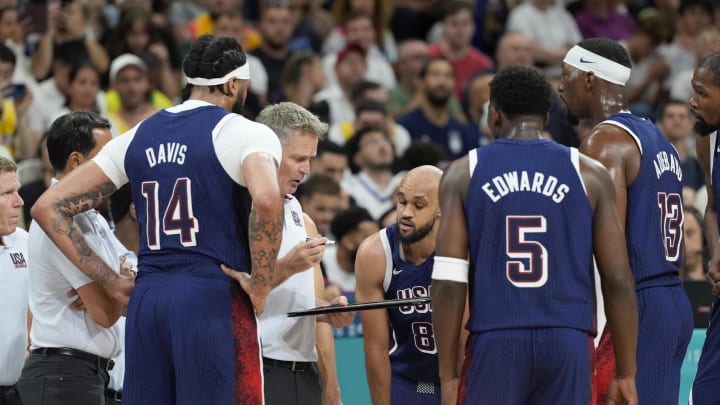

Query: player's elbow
left=252, top=192, right=283, bottom=217
left=30, top=195, right=52, bottom=224
left=601, top=268, right=636, bottom=300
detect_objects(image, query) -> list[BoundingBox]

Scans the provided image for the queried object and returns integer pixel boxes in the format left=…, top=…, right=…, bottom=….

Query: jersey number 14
left=141, top=178, right=199, bottom=249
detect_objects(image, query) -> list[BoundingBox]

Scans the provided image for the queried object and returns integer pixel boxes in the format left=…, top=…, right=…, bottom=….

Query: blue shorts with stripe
left=459, top=328, right=592, bottom=405
left=123, top=269, right=262, bottom=405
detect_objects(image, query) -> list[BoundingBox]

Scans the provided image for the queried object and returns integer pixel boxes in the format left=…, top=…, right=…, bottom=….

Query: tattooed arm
left=31, top=162, right=134, bottom=304
left=236, top=152, right=284, bottom=314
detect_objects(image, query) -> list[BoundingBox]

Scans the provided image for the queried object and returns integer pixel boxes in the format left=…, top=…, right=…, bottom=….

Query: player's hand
left=321, top=381, right=343, bottom=405
left=67, top=289, right=85, bottom=311
left=221, top=264, right=268, bottom=315
left=706, top=257, right=720, bottom=294
left=440, top=378, right=460, bottom=405
left=607, top=376, right=637, bottom=405
left=110, top=257, right=135, bottom=308
left=316, top=295, right=354, bottom=328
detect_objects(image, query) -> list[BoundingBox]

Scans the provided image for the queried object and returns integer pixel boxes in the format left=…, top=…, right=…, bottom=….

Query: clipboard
left=287, top=297, right=431, bottom=317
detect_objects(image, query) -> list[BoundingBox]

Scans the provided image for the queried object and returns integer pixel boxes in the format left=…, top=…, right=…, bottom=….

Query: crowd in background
left=0, top=0, right=713, bottom=295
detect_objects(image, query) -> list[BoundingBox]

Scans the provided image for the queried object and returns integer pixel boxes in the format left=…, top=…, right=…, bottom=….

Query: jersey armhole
left=711, top=131, right=718, bottom=180
left=468, top=148, right=478, bottom=178
left=599, top=119, right=643, bottom=156
left=379, top=230, right=393, bottom=293
left=570, top=147, right=589, bottom=196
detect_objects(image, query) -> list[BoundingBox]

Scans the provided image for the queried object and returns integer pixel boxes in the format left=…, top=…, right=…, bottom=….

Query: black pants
left=16, top=353, right=109, bottom=405
left=0, top=386, right=22, bottom=405
left=262, top=359, right=322, bottom=405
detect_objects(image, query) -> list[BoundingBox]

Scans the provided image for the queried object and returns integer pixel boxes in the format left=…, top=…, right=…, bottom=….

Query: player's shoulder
left=223, top=113, right=276, bottom=136
left=578, top=152, right=614, bottom=194
left=356, top=230, right=387, bottom=265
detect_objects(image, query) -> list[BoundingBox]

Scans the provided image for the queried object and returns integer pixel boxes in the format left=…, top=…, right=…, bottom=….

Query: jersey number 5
left=141, top=178, right=199, bottom=250
left=506, top=216, right=548, bottom=288
left=657, top=192, right=683, bottom=261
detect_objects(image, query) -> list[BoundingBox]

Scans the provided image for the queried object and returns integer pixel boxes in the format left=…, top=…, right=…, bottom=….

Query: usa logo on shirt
left=292, top=211, right=302, bottom=227
left=10, top=252, right=27, bottom=269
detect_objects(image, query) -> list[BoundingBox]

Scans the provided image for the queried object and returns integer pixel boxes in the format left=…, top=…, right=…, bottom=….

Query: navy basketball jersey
left=125, top=105, right=251, bottom=273
left=712, top=133, right=720, bottom=231
left=381, top=224, right=438, bottom=383
left=465, top=139, right=595, bottom=334
left=602, top=113, right=684, bottom=289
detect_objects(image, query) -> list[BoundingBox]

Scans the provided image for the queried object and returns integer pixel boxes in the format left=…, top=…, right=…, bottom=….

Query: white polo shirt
left=0, top=228, right=29, bottom=385
left=259, top=197, right=317, bottom=362
left=28, top=186, right=123, bottom=359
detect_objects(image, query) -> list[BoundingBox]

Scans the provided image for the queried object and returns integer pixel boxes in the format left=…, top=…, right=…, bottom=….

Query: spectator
left=104, top=7, right=180, bottom=100
left=574, top=0, right=638, bottom=41
left=315, top=42, right=367, bottom=125
left=659, top=0, right=714, bottom=94
left=682, top=206, right=707, bottom=280
left=0, top=6, right=31, bottom=84
left=505, top=0, right=582, bottom=77
left=310, top=140, right=349, bottom=184
left=106, top=54, right=156, bottom=136
left=31, top=0, right=109, bottom=81
left=297, top=173, right=347, bottom=238
left=328, top=98, right=412, bottom=157
left=322, top=12, right=396, bottom=91
left=623, top=9, right=676, bottom=118
left=494, top=31, right=534, bottom=69
left=428, top=1, right=494, bottom=100
left=281, top=52, right=329, bottom=123
left=343, top=125, right=404, bottom=220
left=252, top=0, right=295, bottom=104
left=0, top=44, right=31, bottom=161
left=0, top=156, right=28, bottom=405
left=396, top=57, right=479, bottom=161
left=389, top=39, right=464, bottom=119
left=657, top=100, right=704, bottom=193
left=325, top=0, right=396, bottom=61
left=670, top=27, right=720, bottom=102
left=25, top=41, right=92, bottom=158
left=45, top=63, right=105, bottom=137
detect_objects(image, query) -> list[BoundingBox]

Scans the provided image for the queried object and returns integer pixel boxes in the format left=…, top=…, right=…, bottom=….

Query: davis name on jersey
left=145, top=142, right=188, bottom=167
left=481, top=170, right=570, bottom=203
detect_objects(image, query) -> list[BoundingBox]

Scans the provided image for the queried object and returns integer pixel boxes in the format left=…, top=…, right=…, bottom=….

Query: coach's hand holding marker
left=315, top=295, right=355, bottom=328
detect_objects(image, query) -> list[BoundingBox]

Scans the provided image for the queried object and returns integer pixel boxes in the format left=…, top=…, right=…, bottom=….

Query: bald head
left=396, top=165, right=442, bottom=244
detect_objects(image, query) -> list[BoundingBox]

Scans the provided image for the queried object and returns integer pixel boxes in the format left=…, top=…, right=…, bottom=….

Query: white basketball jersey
left=259, top=196, right=317, bottom=362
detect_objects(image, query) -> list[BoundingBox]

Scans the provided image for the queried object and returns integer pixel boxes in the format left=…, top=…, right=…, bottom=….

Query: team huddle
left=5, top=32, right=720, bottom=405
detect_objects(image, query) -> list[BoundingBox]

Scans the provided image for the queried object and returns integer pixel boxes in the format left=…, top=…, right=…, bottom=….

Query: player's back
left=125, top=104, right=251, bottom=274
left=603, top=112, right=684, bottom=289
left=465, top=139, right=594, bottom=334
left=380, top=224, right=438, bottom=383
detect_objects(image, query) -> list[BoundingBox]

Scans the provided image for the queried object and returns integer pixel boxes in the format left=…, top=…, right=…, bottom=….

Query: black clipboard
left=287, top=297, right=431, bottom=317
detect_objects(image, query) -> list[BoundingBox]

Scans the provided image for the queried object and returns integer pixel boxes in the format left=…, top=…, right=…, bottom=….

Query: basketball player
left=355, top=165, right=444, bottom=405
left=558, top=37, right=693, bottom=404
left=431, top=66, right=638, bottom=404
left=29, top=35, right=286, bottom=404
left=687, top=52, right=720, bottom=404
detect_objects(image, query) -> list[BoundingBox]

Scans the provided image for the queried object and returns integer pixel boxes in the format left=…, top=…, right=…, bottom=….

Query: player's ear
left=543, top=113, right=550, bottom=127
left=129, top=203, right=137, bottom=221
left=488, top=103, right=502, bottom=133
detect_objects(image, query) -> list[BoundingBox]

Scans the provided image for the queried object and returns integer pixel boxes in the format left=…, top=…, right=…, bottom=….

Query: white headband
left=563, top=45, right=631, bottom=86
left=185, top=62, right=250, bottom=86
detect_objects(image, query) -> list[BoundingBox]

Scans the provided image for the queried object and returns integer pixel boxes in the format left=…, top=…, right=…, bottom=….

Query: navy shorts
left=459, top=328, right=592, bottom=405
left=595, top=285, right=692, bottom=405
left=692, top=295, right=720, bottom=405
left=390, top=374, right=440, bottom=405
left=123, top=270, right=262, bottom=405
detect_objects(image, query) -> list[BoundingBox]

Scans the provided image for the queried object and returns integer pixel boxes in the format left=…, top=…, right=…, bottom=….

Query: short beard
left=397, top=216, right=436, bottom=245
left=694, top=118, right=719, bottom=137
left=426, top=90, right=450, bottom=108
left=232, top=94, right=245, bottom=115
left=564, top=109, right=580, bottom=127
